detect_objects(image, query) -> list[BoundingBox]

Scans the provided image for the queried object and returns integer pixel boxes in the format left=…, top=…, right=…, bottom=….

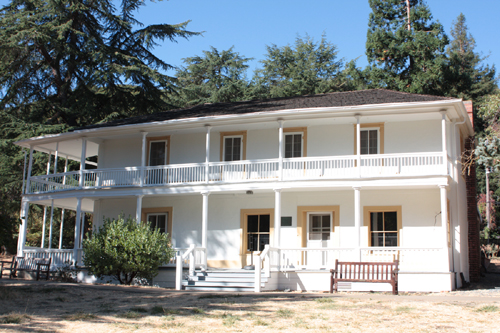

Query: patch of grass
left=222, top=313, right=241, bottom=327
left=163, top=315, right=175, bottom=321
left=315, top=298, right=334, bottom=303
left=475, top=305, right=499, bottom=313
left=0, top=287, right=18, bottom=300
left=191, top=307, right=205, bottom=314
left=395, top=305, right=414, bottom=313
left=151, top=305, right=165, bottom=315
left=129, top=307, right=148, bottom=313
left=0, top=313, right=31, bottom=324
left=276, top=309, right=293, bottom=318
left=97, top=303, right=115, bottom=314
left=253, top=318, right=269, bottom=326
left=55, top=296, right=66, bottom=302
left=39, top=287, right=66, bottom=293
left=163, top=308, right=181, bottom=315
left=294, top=318, right=310, bottom=328
left=65, top=312, right=97, bottom=321
left=198, top=293, right=242, bottom=299
left=117, top=311, right=143, bottom=319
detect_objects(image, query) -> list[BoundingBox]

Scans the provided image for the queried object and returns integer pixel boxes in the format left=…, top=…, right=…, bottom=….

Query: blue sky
left=2, top=0, right=498, bottom=79
left=134, top=0, right=500, bottom=77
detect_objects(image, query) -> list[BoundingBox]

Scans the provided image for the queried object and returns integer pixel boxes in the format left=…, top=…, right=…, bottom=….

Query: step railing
left=175, top=244, right=207, bottom=290
left=27, top=152, right=449, bottom=194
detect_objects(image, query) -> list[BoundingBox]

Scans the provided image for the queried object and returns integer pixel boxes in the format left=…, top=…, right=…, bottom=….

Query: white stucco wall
left=385, top=120, right=442, bottom=154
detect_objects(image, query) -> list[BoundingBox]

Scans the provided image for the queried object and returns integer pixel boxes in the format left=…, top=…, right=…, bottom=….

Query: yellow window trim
left=297, top=206, right=340, bottom=247
left=141, top=207, right=173, bottom=237
left=353, top=123, right=385, bottom=155
left=147, top=136, right=171, bottom=166
left=363, top=206, right=402, bottom=247
left=283, top=127, right=308, bottom=157
left=220, top=131, right=247, bottom=161
left=240, top=208, right=274, bottom=255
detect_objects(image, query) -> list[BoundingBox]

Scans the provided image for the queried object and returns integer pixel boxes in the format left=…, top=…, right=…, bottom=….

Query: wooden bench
left=330, top=259, right=398, bottom=295
left=35, top=258, right=52, bottom=281
left=0, top=256, right=17, bottom=279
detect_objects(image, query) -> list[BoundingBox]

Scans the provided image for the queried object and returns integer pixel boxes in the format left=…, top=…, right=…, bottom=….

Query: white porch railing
left=27, top=152, right=449, bottom=194
left=360, top=247, right=446, bottom=272
left=19, top=248, right=82, bottom=270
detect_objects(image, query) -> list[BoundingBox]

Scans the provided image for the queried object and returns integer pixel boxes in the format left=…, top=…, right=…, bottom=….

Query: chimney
left=464, top=100, right=473, bottom=128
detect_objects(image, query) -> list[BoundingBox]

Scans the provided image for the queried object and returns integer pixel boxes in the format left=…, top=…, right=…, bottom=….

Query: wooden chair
left=35, top=258, right=52, bottom=281
left=0, top=256, right=17, bottom=279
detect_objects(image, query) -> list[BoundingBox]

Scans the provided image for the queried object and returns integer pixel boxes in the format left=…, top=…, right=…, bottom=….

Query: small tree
left=82, top=216, right=173, bottom=285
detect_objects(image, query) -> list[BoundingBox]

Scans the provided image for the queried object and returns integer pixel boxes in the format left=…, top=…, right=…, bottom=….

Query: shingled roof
left=80, top=89, right=455, bottom=130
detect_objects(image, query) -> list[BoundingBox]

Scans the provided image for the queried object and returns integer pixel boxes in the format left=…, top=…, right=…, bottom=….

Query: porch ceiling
left=28, top=197, right=94, bottom=212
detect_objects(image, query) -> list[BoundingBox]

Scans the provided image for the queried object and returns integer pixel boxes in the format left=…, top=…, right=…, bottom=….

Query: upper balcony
left=27, top=152, right=449, bottom=194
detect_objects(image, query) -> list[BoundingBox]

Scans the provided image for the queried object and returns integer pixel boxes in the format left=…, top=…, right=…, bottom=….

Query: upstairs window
left=224, top=136, right=243, bottom=161
left=360, top=129, right=379, bottom=155
left=220, top=131, right=247, bottom=162
left=147, top=136, right=170, bottom=166
left=283, top=127, right=307, bottom=158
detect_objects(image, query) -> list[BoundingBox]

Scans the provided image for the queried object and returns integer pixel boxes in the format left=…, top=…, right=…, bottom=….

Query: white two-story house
left=15, top=89, right=479, bottom=292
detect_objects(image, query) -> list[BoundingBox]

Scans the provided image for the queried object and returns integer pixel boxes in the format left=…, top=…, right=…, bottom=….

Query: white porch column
left=53, top=142, right=59, bottom=173
left=79, top=138, right=87, bottom=188
left=140, top=132, right=148, bottom=186
left=205, top=126, right=211, bottom=183
left=440, top=185, right=451, bottom=272
left=41, top=206, right=48, bottom=248
left=201, top=191, right=210, bottom=249
left=17, top=200, right=29, bottom=256
left=356, top=116, right=361, bottom=178
left=278, top=120, right=284, bottom=180
left=21, top=150, right=27, bottom=194
left=48, top=200, right=55, bottom=249
left=74, top=198, right=82, bottom=260
left=353, top=186, right=361, bottom=261
left=136, top=195, right=144, bottom=223
left=440, top=111, right=448, bottom=175
left=25, top=146, right=34, bottom=193
left=80, top=212, right=85, bottom=245
left=59, top=209, right=65, bottom=250
left=274, top=188, right=282, bottom=247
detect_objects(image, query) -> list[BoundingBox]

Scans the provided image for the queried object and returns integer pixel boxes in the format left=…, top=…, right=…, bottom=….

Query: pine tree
left=444, top=13, right=497, bottom=100
left=365, top=0, right=448, bottom=94
left=174, top=47, right=251, bottom=107
left=249, top=35, right=346, bottom=99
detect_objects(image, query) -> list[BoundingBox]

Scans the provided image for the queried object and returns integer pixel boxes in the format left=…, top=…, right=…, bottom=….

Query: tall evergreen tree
left=249, top=35, right=346, bottom=99
left=444, top=13, right=497, bottom=100
left=365, top=0, right=448, bottom=94
left=174, top=47, right=251, bottom=107
left=0, top=0, right=198, bottom=252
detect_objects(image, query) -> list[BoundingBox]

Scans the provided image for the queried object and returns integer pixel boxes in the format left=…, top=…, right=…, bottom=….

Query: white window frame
left=147, top=212, right=168, bottom=234
left=283, top=132, right=304, bottom=158
left=307, top=212, right=332, bottom=242
left=360, top=127, right=380, bottom=155
left=222, top=135, right=244, bottom=162
left=148, top=140, right=168, bottom=166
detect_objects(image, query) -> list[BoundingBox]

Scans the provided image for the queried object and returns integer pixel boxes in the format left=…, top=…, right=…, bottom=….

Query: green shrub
left=82, top=215, right=174, bottom=285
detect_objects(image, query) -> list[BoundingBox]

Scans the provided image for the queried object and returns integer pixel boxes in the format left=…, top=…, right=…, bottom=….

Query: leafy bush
left=82, top=216, right=174, bottom=285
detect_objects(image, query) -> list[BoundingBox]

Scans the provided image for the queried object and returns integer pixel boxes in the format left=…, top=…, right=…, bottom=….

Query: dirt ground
left=1, top=257, right=499, bottom=332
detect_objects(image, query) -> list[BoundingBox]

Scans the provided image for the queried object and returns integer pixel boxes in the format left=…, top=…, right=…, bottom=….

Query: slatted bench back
left=335, top=260, right=398, bottom=282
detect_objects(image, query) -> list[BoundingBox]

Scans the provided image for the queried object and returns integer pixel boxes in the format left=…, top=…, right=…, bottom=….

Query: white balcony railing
left=27, top=152, right=448, bottom=194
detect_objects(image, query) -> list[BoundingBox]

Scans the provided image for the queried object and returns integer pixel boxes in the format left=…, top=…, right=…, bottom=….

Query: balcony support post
left=41, top=206, right=47, bottom=248
left=53, top=142, right=59, bottom=174
left=440, top=111, right=448, bottom=175
left=356, top=115, right=361, bottom=178
left=48, top=199, right=55, bottom=249
left=25, top=146, right=34, bottom=194
left=136, top=195, right=144, bottom=223
left=353, top=186, right=361, bottom=261
left=205, top=126, right=211, bottom=183
left=59, top=209, right=65, bottom=250
left=140, top=132, right=148, bottom=186
left=74, top=198, right=82, bottom=264
left=274, top=188, right=282, bottom=248
left=439, top=185, right=451, bottom=272
left=80, top=212, right=85, bottom=246
left=79, top=138, right=87, bottom=188
left=17, top=200, right=29, bottom=257
left=278, top=120, right=284, bottom=180
left=201, top=191, right=210, bottom=267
